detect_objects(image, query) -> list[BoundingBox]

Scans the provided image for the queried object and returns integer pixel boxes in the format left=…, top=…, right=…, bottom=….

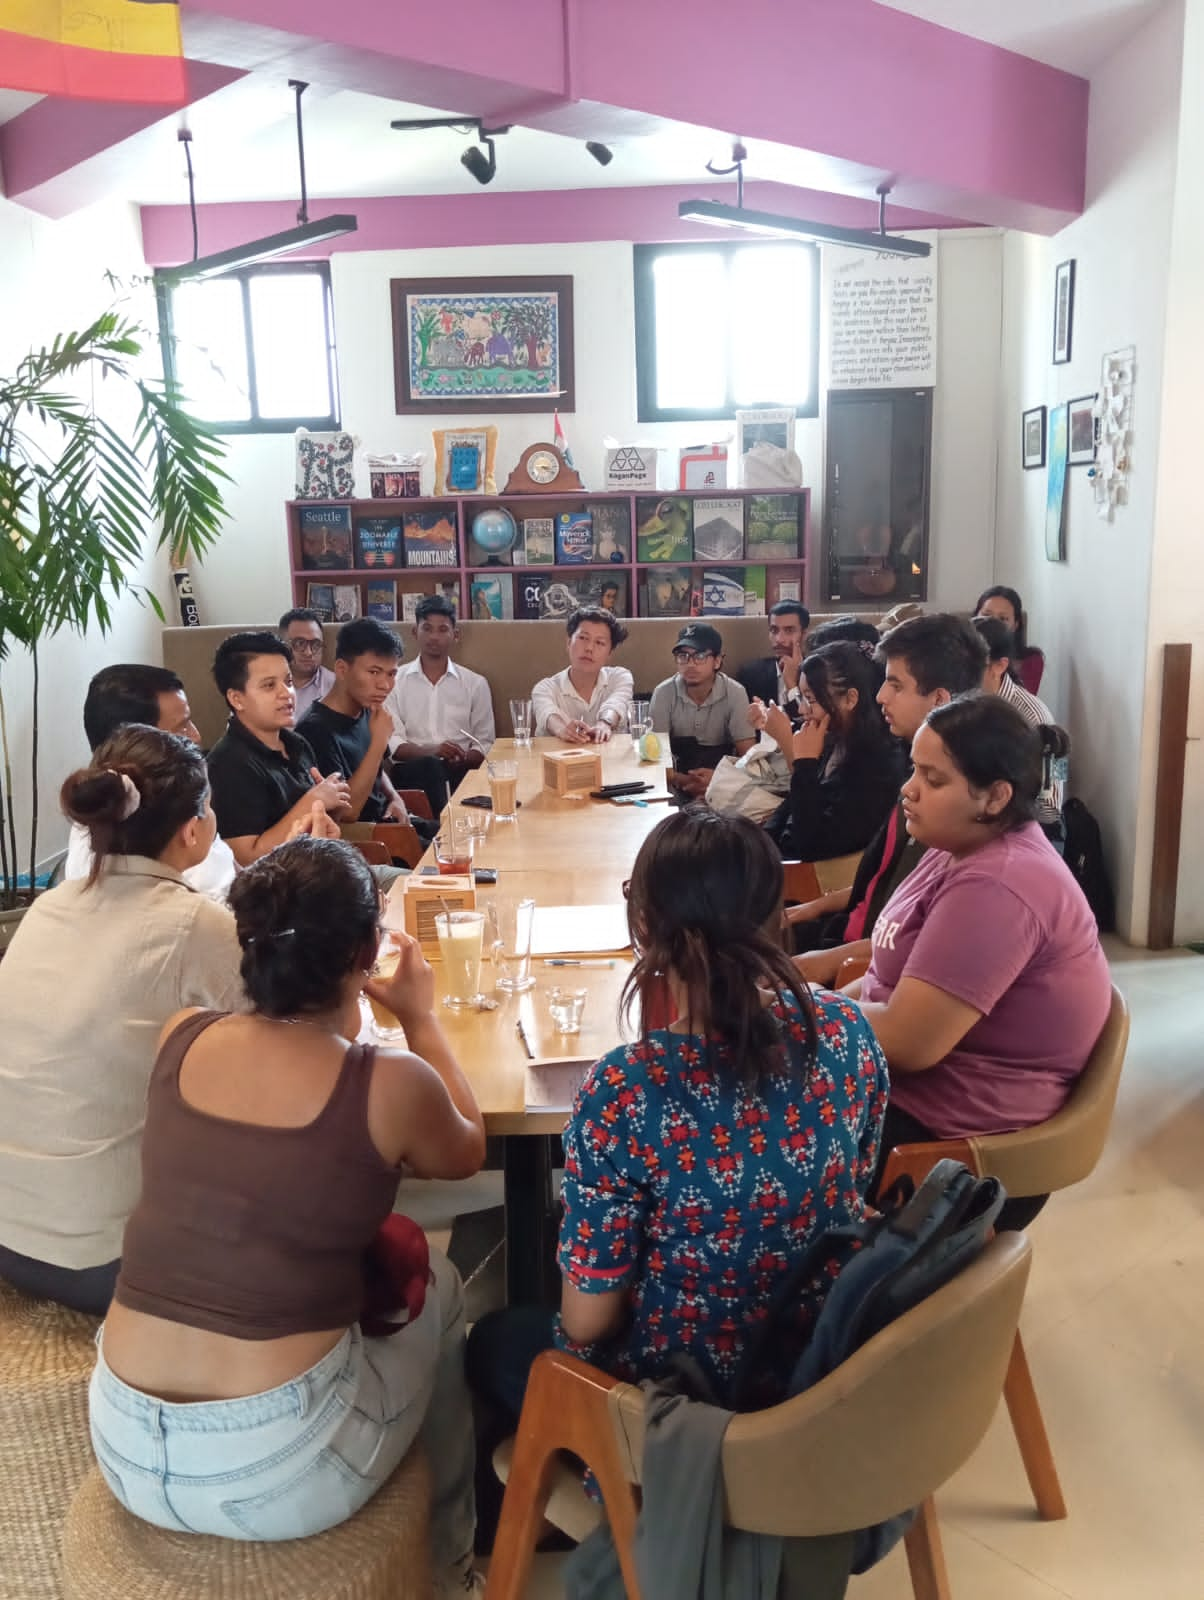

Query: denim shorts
left=89, top=1306, right=441, bottom=1542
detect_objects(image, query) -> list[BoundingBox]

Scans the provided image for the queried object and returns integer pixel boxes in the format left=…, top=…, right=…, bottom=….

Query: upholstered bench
left=0, top=1281, right=99, bottom=1599
left=60, top=1449, right=432, bottom=1600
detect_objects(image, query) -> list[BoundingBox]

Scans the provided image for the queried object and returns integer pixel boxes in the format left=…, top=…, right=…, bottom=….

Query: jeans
left=89, top=1248, right=475, bottom=1567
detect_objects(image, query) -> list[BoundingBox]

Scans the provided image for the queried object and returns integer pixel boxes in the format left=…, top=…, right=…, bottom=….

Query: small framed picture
left=1067, top=393, right=1097, bottom=466
left=1022, top=405, right=1047, bottom=470
left=1052, top=259, right=1075, bottom=365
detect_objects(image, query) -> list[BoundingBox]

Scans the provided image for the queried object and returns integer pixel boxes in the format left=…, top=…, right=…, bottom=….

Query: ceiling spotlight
left=586, top=141, right=613, bottom=166
left=461, top=135, right=497, bottom=186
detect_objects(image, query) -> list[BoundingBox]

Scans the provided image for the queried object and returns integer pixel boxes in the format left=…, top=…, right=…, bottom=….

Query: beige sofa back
left=165, top=616, right=844, bottom=748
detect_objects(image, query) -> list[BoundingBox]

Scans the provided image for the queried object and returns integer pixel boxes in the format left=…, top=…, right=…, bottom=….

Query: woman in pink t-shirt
left=846, top=694, right=1110, bottom=1226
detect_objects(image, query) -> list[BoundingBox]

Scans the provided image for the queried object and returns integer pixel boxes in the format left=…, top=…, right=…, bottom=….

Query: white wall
left=994, top=0, right=1183, bottom=941
left=0, top=195, right=173, bottom=871
left=192, top=232, right=1002, bottom=625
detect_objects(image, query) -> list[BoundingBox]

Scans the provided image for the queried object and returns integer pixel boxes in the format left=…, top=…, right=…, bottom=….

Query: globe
left=471, top=507, right=518, bottom=562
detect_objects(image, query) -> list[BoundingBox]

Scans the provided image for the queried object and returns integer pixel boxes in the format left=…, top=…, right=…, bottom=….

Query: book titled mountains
left=402, top=509, right=458, bottom=568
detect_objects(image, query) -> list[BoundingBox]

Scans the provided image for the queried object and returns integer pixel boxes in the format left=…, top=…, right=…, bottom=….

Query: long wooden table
left=387, top=736, right=673, bottom=1300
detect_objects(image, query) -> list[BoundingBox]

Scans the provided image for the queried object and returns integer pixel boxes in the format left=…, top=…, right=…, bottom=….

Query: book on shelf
left=365, top=578, right=398, bottom=622
left=470, top=575, right=514, bottom=621
left=555, top=509, right=594, bottom=565
left=743, top=565, right=767, bottom=615
left=516, top=571, right=627, bottom=620
left=298, top=505, right=353, bottom=570
left=745, top=494, right=801, bottom=561
left=354, top=516, right=403, bottom=569
left=636, top=496, right=692, bottom=563
left=701, top=567, right=748, bottom=617
left=518, top=517, right=555, bottom=565
left=640, top=565, right=696, bottom=619
left=771, top=574, right=802, bottom=606
left=333, top=584, right=362, bottom=622
left=587, top=501, right=632, bottom=564
left=403, top=509, right=458, bottom=568
left=692, top=497, right=745, bottom=561
left=305, top=581, right=335, bottom=621
left=401, top=590, right=423, bottom=624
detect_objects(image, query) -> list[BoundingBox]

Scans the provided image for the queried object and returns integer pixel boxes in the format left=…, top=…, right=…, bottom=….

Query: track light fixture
left=390, top=114, right=512, bottom=187
left=585, top=141, right=613, bottom=166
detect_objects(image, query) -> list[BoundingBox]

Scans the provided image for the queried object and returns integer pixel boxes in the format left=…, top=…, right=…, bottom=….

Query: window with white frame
left=633, top=241, right=820, bottom=423
left=156, top=261, right=340, bottom=433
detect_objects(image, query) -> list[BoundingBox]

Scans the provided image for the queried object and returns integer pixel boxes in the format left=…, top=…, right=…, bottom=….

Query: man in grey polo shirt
left=649, top=623, right=757, bottom=798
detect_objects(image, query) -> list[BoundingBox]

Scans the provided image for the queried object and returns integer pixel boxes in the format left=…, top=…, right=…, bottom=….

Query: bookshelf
left=286, top=487, right=811, bottom=623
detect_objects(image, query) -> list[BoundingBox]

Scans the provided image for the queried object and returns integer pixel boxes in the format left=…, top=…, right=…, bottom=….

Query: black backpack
left=731, top=1160, right=1006, bottom=1572
left=1062, top=797, right=1115, bottom=932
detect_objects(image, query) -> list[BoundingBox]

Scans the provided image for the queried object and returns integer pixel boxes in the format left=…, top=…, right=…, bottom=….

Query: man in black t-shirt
left=297, top=619, right=438, bottom=841
left=206, top=632, right=351, bottom=866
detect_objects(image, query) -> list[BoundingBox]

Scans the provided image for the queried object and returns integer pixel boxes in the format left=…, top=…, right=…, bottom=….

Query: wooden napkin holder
left=542, top=748, right=603, bottom=796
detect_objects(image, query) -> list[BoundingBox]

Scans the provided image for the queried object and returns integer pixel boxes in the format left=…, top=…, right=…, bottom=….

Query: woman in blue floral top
left=468, top=807, right=888, bottom=1425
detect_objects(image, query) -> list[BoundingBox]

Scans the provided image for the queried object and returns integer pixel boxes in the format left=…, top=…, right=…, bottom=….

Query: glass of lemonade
left=367, top=943, right=406, bottom=1042
left=435, top=910, right=486, bottom=1010
left=487, top=758, right=519, bottom=822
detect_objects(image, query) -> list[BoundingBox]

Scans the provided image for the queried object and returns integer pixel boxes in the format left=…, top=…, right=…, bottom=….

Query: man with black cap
left=649, top=623, right=757, bottom=797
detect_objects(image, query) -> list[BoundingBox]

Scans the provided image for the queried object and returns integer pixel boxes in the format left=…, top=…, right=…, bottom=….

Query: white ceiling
left=876, top=0, right=1167, bottom=76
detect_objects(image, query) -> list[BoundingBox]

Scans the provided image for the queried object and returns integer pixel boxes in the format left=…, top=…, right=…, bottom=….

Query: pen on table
left=542, top=959, right=616, bottom=968
left=515, top=1017, right=536, bottom=1060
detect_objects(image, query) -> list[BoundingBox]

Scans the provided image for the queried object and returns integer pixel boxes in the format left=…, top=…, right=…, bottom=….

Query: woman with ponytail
left=846, top=695, right=1110, bottom=1225
left=0, top=725, right=246, bottom=1315
left=467, top=807, right=887, bottom=1429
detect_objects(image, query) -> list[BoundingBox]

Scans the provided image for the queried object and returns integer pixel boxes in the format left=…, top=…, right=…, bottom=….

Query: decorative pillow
left=295, top=429, right=356, bottom=499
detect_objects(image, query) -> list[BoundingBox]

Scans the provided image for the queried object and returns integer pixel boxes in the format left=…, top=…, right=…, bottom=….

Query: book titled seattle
left=402, top=509, right=458, bottom=568
left=299, top=505, right=353, bottom=570
left=354, top=516, right=402, bottom=568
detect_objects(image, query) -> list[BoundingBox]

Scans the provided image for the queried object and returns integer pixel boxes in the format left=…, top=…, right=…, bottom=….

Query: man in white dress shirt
left=65, top=665, right=237, bottom=900
left=383, top=595, right=496, bottom=817
left=280, top=608, right=336, bottom=722
left=531, top=606, right=634, bottom=743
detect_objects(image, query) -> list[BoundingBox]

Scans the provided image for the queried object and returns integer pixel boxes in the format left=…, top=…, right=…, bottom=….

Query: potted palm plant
left=0, top=306, right=229, bottom=945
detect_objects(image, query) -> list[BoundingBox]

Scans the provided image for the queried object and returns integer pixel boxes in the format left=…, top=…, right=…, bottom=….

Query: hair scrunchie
left=108, top=770, right=142, bottom=820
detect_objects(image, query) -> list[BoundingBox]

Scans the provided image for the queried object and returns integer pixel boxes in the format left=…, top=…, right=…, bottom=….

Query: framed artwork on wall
left=1052, top=259, right=1075, bottom=365
left=390, top=275, right=575, bottom=414
left=1067, top=393, right=1098, bottom=466
left=1022, top=405, right=1047, bottom=469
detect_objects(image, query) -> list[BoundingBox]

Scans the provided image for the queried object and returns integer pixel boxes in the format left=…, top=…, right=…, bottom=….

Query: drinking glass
left=458, top=805, right=490, bottom=851
left=366, top=941, right=406, bottom=1042
left=487, top=758, right=519, bottom=822
left=434, top=819, right=475, bottom=876
left=435, top=910, right=486, bottom=1010
left=487, top=897, right=536, bottom=993
left=628, top=699, right=652, bottom=741
left=548, top=986, right=587, bottom=1034
left=509, top=698, right=534, bottom=748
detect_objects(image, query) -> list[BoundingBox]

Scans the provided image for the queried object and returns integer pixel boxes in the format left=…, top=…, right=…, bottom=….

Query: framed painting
left=390, top=275, right=575, bottom=414
left=1022, top=404, right=1046, bottom=469
left=1052, top=259, right=1075, bottom=365
left=1067, top=393, right=1098, bottom=466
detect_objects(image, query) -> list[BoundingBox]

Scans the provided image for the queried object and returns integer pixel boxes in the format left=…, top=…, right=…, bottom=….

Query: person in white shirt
left=973, top=615, right=1065, bottom=837
left=0, top=724, right=248, bottom=1316
left=383, top=596, right=496, bottom=817
left=280, top=608, right=337, bottom=723
left=532, top=606, right=634, bottom=743
left=66, top=664, right=237, bottom=901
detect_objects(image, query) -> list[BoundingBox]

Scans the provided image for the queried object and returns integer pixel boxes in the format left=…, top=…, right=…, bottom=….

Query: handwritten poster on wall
left=824, top=241, right=938, bottom=389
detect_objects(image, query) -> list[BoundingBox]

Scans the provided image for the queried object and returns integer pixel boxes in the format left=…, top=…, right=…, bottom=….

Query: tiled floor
left=414, top=941, right=1204, bottom=1598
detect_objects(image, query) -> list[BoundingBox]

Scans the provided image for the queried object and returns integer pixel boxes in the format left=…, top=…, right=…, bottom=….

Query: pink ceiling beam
left=0, top=59, right=245, bottom=218
left=140, top=181, right=969, bottom=265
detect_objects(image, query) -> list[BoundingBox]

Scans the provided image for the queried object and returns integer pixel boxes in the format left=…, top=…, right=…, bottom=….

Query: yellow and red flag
left=0, top=0, right=187, bottom=104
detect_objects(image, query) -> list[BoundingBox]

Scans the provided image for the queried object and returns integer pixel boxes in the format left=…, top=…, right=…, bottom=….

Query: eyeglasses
left=672, top=649, right=713, bottom=664
left=290, top=639, right=324, bottom=655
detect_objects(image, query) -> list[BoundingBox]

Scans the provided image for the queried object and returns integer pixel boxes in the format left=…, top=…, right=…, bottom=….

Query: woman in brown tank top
left=90, top=837, right=487, bottom=1598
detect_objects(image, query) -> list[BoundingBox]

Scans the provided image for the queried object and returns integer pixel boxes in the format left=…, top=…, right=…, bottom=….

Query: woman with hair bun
left=0, top=724, right=246, bottom=1315
left=91, top=836, right=486, bottom=1595
left=847, top=694, right=1109, bottom=1226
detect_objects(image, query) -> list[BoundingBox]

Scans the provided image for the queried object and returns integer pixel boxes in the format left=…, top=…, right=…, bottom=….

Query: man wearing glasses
left=280, top=608, right=336, bottom=721
left=649, top=623, right=757, bottom=798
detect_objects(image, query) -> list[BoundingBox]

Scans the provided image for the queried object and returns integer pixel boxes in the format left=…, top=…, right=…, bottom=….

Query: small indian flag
left=553, top=410, right=575, bottom=471
left=0, top=0, right=187, bottom=103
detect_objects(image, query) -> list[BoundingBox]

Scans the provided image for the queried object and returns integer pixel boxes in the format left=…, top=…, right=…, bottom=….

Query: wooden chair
left=781, top=851, right=863, bottom=906
left=340, top=822, right=424, bottom=869
left=486, top=1233, right=1033, bottom=1600
left=879, top=986, right=1130, bottom=1521
left=349, top=839, right=391, bottom=867
left=395, top=789, right=434, bottom=822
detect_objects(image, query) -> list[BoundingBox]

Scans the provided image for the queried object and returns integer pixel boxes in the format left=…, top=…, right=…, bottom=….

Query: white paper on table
left=529, top=904, right=631, bottom=956
left=525, top=1058, right=593, bottom=1113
